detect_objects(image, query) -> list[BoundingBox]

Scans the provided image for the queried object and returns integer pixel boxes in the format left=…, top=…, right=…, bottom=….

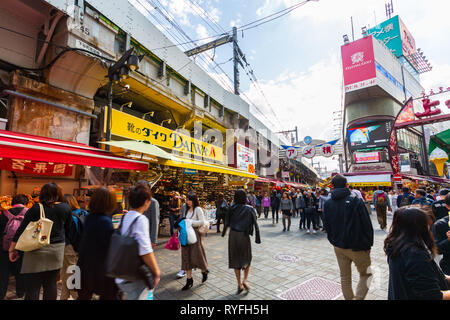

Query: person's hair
left=187, top=192, right=200, bottom=209
left=415, top=189, right=426, bottom=197
left=64, top=194, right=80, bottom=210
left=430, top=189, right=435, bottom=194
left=439, top=189, right=449, bottom=196
left=426, top=188, right=431, bottom=193
left=402, top=187, right=410, bottom=193
left=331, top=174, right=347, bottom=188
left=128, top=184, right=152, bottom=209
left=283, top=191, right=290, bottom=199
left=321, top=189, right=328, bottom=196
left=384, top=206, right=437, bottom=259
left=89, top=187, right=117, bottom=215
left=39, top=183, right=64, bottom=207
left=11, top=194, right=28, bottom=206
left=234, top=189, right=247, bottom=205
left=217, top=193, right=224, bottom=201
left=378, top=185, right=384, bottom=190
left=348, top=185, right=354, bottom=190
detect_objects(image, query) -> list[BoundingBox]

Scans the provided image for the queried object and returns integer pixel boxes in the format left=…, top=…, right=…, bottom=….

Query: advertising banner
left=236, top=143, right=256, bottom=174
left=341, top=36, right=377, bottom=92
left=400, top=153, right=411, bottom=172
left=105, top=109, right=223, bottom=162
left=0, top=159, right=73, bottom=176
left=368, top=15, right=403, bottom=57
left=354, top=152, right=380, bottom=164
left=348, top=120, right=393, bottom=151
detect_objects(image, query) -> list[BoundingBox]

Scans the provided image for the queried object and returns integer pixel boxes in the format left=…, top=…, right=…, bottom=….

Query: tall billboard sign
left=341, top=36, right=377, bottom=93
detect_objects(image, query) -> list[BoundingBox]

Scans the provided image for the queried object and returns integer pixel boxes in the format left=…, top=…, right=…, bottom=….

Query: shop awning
left=346, top=174, right=392, bottom=187
left=402, top=173, right=450, bottom=185
left=0, top=130, right=148, bottom=171
left=162, top=157, right=258, bottom=179
left=98, top=140, right=175, bottom=161
left=429, top=128, right=450, bottom=156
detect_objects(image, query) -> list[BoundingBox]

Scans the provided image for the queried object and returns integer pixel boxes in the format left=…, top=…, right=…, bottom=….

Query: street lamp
left=105, top=47, right=144, bottom=150
left=142, top=111, right=154, bottom=119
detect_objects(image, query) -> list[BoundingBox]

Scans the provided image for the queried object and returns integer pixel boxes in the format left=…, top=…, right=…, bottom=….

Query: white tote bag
left=15, top=203, right=53, bottom=252
left=185, top=219, right=197, bottom=245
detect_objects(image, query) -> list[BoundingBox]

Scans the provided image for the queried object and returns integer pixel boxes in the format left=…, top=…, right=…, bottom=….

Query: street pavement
left=5, top=208, right=393, bottom=300
left=153, top=208, right=392, bottom=301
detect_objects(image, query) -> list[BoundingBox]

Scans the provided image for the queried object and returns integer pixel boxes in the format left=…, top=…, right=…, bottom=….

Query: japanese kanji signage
left=341, top=36, right=377, bottom=93
left=286, top=147, right=297, bottom=159
left=320, top=144, right=334, bottom=157
left=302, top=146, right=315, bottom=159
left=105, top=109, right=223, bottom=162
left=0, top=159, right=73, bottom=176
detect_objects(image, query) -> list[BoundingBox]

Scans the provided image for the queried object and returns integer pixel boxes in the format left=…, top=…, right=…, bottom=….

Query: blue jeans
left=117, top=280, right=149, bottom=300
left=169, top=213, right=180, bottom=236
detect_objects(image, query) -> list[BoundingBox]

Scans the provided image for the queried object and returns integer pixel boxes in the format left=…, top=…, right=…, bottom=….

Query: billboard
left=354, top=152, right=381, bottom=164
left=368, top=15, right=417, bottom=59
left=341, top=36, right=377, bottom=92
left=348, top=120, right=393, bottom=151
left=236, top=143, right=256, bottom=173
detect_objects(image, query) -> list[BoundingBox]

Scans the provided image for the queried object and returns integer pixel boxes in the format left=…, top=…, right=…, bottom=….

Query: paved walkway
left=153, top=209, right=392, bottom=300
left=5, top=208, right=393, bottom=300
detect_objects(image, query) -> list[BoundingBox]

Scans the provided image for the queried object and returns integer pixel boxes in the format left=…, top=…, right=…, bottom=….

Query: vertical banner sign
left=341, top=35, right=377, bottom=92
left=388, top=98, right=413, bottom=174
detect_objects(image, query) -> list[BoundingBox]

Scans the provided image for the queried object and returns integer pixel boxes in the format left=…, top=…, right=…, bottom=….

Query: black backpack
left=399, top=194, right=412, bottom=207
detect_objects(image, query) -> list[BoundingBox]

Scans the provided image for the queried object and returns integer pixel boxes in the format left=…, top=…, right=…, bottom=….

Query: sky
left=129, top=0, right=450, bottom=172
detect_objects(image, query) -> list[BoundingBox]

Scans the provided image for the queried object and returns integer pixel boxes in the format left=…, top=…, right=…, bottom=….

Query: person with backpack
left=412, top=189, right=434, bottom=207
left=432, top=189, right=450, bottom=221
left=373, top=186, right=391, bottom=230
left=77, top=187, right=120, bottom=300
left=396, top=187, right=415, bottom=208
left=0, top=195, right=28, bottom=300
left=60, top=194, right=88, bottom=300
left=215, top=193, right=228, bottom=233
left=9, top=183, right=74, bottom=300
left=323, top=175, right=374, bottom=300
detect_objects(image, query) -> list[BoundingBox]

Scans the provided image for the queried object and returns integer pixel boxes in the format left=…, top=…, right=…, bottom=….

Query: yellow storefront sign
left=105, top=109, right=223, bottom=162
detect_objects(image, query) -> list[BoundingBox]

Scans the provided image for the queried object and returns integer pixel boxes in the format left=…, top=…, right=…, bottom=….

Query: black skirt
left=228, top=230, right=252, bottom=270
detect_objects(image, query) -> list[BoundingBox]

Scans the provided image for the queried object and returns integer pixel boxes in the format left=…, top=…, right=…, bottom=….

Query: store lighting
left=127, top=54, right=145, bottom=72
left=142, top=111, right=154, bottom=119
left=119, top=66, right=130, bottom=80
left=112, top=73, right=120, bottom=84
left=120, top=102, right=133, bottom=112
left=161, top=119, right=172, bottom=126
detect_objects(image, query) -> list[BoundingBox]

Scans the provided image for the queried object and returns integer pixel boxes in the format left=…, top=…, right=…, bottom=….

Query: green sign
left=368, top=15, right=402, bottom=57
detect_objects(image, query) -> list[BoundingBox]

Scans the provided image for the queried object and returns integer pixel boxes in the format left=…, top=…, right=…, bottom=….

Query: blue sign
left=184, top=169, right=198, bottom=175
left=304, top=136, right=313, bottom=145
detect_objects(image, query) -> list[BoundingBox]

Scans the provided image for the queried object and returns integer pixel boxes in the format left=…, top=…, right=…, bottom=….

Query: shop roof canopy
left=0, top=130, right=148, bottom=171
left=429, top=129, right=450, bottom=156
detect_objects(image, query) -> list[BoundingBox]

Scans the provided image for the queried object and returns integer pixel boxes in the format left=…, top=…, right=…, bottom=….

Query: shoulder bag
left=15, top=203, right=53, bottom=252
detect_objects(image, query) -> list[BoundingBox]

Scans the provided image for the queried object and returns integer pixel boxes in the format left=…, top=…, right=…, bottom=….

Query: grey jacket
left=143, top=198, right=160, bottom=244
left=280, top=198, right=294, bottom=211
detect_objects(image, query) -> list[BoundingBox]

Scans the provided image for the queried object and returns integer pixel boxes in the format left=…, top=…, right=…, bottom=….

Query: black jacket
left=323, top=188, right=374, bottom=251
left=432, top=216, right=450, bottom=275
left=431, top=200, right=448, bottom=221
left=13, top=203, right=73, bottom=245
left=387, top=246, right=449, bottom=300
left=215, top=200, right=229, bottom=218
left=304, top=194, right=317, bottom=209
left=222, top=204, right=261, bottom=244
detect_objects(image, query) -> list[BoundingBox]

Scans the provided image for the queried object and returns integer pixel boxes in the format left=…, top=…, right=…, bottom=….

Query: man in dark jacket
left=432, top=193, right=450, bottom=275
left=323, top=174, right=374, bottom=300
left=432, top=189, right=450, bottom=221
left=412, top=189, right=433, bottom=207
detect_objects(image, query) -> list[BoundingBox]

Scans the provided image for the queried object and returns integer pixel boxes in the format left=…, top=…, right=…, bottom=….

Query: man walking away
left=373, top=186, right=391, bottom=230
left=323, top=175, right=374, bottom=300
left=396, top=187, right=415, bottom=208
left=432, top=189, right=450, bottom=221
left=432, top=193, right=450, bottom=276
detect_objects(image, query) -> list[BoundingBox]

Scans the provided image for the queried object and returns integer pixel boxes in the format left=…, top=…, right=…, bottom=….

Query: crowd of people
left=1, top=177, right=450, bottom=300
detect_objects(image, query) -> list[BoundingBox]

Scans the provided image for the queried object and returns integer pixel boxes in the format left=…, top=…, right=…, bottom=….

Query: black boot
left=182, top=277, right=193, bottom=291
left=202, top=270, right=209, bottom=283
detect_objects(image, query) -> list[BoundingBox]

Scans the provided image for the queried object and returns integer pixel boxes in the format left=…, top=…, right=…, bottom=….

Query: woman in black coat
left=384, top=206, right=450, bottom=300
left=77, top=187, right=119, bottom=300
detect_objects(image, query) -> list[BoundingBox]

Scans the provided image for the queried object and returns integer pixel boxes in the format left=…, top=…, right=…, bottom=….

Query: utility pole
left=233, top=27, right=240, bottom=95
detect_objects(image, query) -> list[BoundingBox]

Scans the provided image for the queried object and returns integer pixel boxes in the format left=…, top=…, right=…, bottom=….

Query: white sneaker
left=306, top=229, right=310, bottom=234
left=176, top=270, right=186, bottom=278
left=312, top=229, right=317, bottom=234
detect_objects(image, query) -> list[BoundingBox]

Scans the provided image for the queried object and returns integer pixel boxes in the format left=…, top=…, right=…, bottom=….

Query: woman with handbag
left=222, top=189, right=261, bottom=294
left=180, top=192, right=209, bottom=291
left=77, top=187, right=120, bottom=300
left=9, top=183, right=73, bottom=300
left=114, top=184, right=161, bottom=300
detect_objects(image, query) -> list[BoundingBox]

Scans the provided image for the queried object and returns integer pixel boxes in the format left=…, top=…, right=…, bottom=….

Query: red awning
left=0, top=130, right=148, bottom=171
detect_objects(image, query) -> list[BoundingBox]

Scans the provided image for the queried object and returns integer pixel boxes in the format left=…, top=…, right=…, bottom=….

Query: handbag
left=15, top=203, right=53, bottom=252
left=186, top=219, right=197, bottom=245
left=106, top=215, right=143, bottom=281
left=165, top=231, right=180, bottom=251
left=195, top=207, right=209, bottom=236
